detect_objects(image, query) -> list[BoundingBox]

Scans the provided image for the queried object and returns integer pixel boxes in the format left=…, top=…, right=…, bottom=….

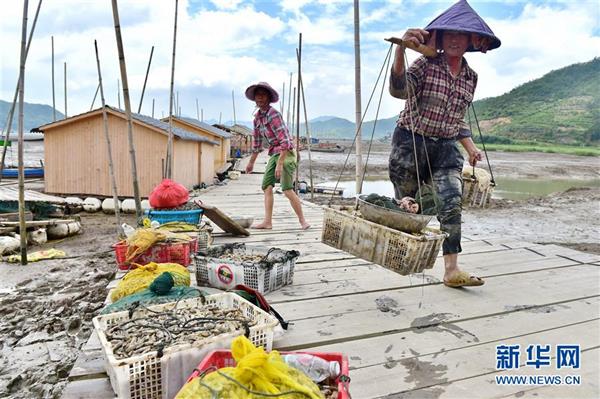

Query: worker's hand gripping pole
left=385, top=37, right=437, bottom=58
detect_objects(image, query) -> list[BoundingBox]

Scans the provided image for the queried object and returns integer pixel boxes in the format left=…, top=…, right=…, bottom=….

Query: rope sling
left=324, top=41, right=495, bottom=213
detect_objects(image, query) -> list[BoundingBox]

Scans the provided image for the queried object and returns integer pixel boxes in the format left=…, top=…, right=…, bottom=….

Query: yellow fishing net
left=6, top=249, right=66, bottom=263
left=175, top=336, right=323, bottom=399
left=110, top=262, right=190, bottom=302
left=158, top=222, right=199, bottom=232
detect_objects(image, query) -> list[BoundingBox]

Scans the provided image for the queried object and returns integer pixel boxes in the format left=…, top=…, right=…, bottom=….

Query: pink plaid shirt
left=390, top=55, right=477, bottom=138
left=252, top=106, right=294, bottom=155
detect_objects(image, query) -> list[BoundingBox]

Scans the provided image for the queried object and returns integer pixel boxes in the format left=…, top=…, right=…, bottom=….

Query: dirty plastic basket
left=462, top=176, right=494, bottom=208
left=145, top=209, right=203, bottom=225
left=113, top=241, right=192, bottom=270
left=93, top=293, right=279, bottom=399
left=322, top=207, right=447, bottom=275
left=194, top=244, right=299, bottom=294
left=182, top=349, right=351, bottom=398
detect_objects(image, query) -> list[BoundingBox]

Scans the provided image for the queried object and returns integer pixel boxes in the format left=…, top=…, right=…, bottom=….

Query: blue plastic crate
left=145, top=209, right=203, bottom=225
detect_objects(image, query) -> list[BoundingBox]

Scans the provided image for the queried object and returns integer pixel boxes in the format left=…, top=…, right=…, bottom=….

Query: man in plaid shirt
left=388, top=26, right=491, bottom=288
left=245, top=82, right=310, bottom=230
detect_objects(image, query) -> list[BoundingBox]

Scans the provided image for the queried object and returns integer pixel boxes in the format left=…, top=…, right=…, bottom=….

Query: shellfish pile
left=104, top=305, right=254, bottom=359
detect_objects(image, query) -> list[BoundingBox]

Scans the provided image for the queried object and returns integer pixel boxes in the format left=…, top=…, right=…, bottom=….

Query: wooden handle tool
left=385, top=37, right=437, bottom=58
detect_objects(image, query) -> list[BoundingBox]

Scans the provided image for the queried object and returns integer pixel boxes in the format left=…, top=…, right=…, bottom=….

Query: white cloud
left=0, top=0, right=599, bottom=124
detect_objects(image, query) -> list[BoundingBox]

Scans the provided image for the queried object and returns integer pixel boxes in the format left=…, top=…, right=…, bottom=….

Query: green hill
left=0, top=99, right=64, bottom=132
left=301, top=58, right=599, bottom=146
left=471, top=58, right=599, bottom=145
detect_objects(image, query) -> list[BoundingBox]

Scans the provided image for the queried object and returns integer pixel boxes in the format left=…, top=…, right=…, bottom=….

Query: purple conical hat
left=424, top=0, right=501, bottom=53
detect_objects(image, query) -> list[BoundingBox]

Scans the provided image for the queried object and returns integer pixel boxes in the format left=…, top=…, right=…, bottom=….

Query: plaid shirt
left=252, top=106, right=294, bottom=155
left=390, top=55, right=477, bottom=138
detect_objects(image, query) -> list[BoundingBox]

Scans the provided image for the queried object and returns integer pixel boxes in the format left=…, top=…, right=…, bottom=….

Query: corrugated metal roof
left=176, top=117, right=232, bottom=139
left=229, top=124, right=254, bottom=136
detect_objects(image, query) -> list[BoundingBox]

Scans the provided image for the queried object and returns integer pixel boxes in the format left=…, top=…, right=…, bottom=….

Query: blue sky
left=1, top=0, right=599, bottom=124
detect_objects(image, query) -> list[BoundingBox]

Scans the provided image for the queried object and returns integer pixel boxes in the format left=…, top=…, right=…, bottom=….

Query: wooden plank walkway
left=63, top=155, right=600, bottom=398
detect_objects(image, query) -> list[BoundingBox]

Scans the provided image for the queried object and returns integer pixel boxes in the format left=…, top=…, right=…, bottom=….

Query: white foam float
left=121, top=199, right=137, bottom=214
left=102, top=198, right=121, bottom=214
left=27, top=228, right=47, bottom=246
left=47, top=222, right=81, bottom=239
left=141, top=199, right=151, bottom=211
left=83, top=197, right=102, bottom=212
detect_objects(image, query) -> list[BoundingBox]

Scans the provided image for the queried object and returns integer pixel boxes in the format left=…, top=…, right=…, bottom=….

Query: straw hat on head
left=245, top=82, right=279, bottom=103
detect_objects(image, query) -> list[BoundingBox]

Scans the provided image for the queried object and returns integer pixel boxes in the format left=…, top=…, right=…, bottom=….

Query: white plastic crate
left=194, top=243, right=299, bottom=294
left=92, top=293, right=278, bottom=399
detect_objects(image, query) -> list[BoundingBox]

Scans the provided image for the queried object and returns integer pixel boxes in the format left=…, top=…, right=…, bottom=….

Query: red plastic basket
left=113, top=241, right=192, bottom=270
left=184, top=350, right=351, bottom=398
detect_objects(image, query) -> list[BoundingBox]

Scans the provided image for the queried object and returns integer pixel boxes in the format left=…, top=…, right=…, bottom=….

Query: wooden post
left=297, top=48, right=314, bottom=199
left=90, top=83, right=100, bottom=110
left=286, top=72, right=292, bottom=127
left=196, top=98, right=199, bottom=120
left=354, top=0, right=363, bottom=194
left=17, top=0, right=29, bottom=265
left=111, top=0, right=142, bottom=217
left=137, top=45, right=154, bottom=113
left=295, top=34, right=302, bottom=193
left=290, top=87, right=296, bottom=140
left=51, top=35, right=56, bottom=121
left=166, top=0, right=179, bottom=178
left=94, top=40, right=123, bottom=236
left=64, top=62, right=67, bottom=117
left=0, top=0, right=42, bottom=183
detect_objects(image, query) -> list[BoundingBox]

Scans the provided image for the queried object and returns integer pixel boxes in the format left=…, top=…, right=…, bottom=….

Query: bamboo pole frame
left=137, top=45, right=154, bottom=114
left=51, top=35, right=56, bottom=121
left=17, top=0, right=29, bottom=264
left=94, top=39, right=123, bottom=236
left=354, top=0, right=363, bottom=194
left=0, top=0, right=42, bottom=184
left=90, top=83, right=100, bottom=110
left=296, top=48, right=314, bottom=200
left=111, top=0, right=142, bottom=217
left=295, top=33, right=302, bottom=194
left=166, top=0, right=179, bottom=178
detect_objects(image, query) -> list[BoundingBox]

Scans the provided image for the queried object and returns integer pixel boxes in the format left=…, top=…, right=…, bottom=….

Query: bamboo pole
left=0, top=0, right=42, bottom=183
left=296, top=48, right=314, bottom=199
left=17, top=0, right=29, bottom=265
left=90, top=83, right=100, bottom=110
left=286, top=72, right=292, bottom=126
left=201, top=108, right=203, bottom=122
left=354, top=0, right=363, bottom=194
left=166, top=0, right=179, bottom=178
left=295, top=34, right=302, bottom=194
left=232, top=90, right=236, bottom=125
left=94, top=39, right=123, bottom=236
left=152, top=98, right=155, bottom=118
left=176, top=91, right=179, bottom=116
left=63, top=62, right=67, bottom=117
left=117, top=79, right=121, bottom=108
left=290, top=87, right=296, bottom=140
left=196, top=98, right=199, bottom=120
left=219, top=112, right=222, bottom=124
left=51, top=35, right=56, bottom=121
left=137, top=45, right=154, bottom=113
left=111, top=0, right=142, bottom=217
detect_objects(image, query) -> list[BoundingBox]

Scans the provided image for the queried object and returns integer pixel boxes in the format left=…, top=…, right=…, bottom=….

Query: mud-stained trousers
left=388, top=126, right=464, bottom=255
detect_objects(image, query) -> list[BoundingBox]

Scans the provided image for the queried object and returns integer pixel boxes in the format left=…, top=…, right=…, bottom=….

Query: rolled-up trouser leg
left=433, top=167, right=463, bottom=254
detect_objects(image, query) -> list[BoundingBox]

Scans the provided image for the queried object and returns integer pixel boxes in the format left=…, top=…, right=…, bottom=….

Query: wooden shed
left=214, top=123, right=253, bottom=157
left=38, top=106, right=219, bottom=197
left=163, top=116, right=231, bottom=171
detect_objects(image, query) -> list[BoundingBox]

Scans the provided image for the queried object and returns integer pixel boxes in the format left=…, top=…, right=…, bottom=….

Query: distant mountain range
left=0, top=100, right=64, bottom=132
left=2, top=58, right=598, bottom=145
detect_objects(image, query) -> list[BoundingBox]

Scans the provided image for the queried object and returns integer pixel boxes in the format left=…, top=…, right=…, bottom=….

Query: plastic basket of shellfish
left=193, top=243, right=300, bottom=294
left=92, top=292, right=279, bottom=399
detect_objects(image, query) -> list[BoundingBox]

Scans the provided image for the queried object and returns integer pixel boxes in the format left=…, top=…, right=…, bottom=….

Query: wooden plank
left=526, top=244, right=600, bottom=264
left=265, top=255, right=579, bottom=304
left=272, top=265, right=600, bottom=350
left=198, top=203, right=249, bottom=236
left=0, top=218, right=77, bottom=227
left=297, top=297, right=599, bottom=370
left=68, top=349, right=106, bottom=381
left=349, top=320, right=599, bottom=398
left=0, top=186, right=67, bottom=204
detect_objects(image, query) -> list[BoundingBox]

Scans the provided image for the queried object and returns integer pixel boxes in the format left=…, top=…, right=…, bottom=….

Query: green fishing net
left=100, top=286, right=206, bottom=315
